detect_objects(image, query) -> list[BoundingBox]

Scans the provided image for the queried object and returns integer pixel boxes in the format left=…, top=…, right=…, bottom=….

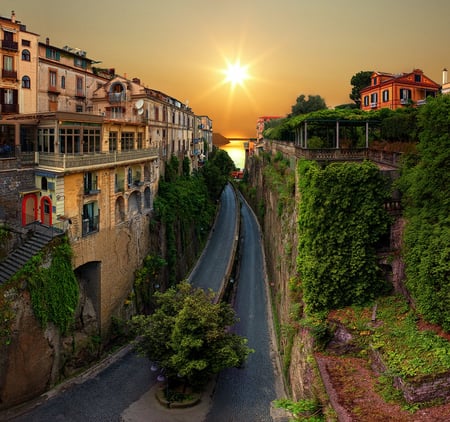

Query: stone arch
left=115, top=196, right=125, bottom=223
left=74, top=261, right=101, bottom=334
left=128, top=191, right=141, bottom=216
left=144, top=187, right=152, bottom=210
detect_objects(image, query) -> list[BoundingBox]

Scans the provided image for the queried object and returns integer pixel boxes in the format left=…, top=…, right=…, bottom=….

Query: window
left=49, top=70, right=57, bottom=89
left=155, top=106, right=159, bottom=121
left=382, top=90, right=389, bottom=102
left=109, top=131, right=118, bottom=152
left=46, top=47, right=60, bottom=61
left=37, top=128, right=55, bottom=153
left=83, top=128, right=101, bottom=153
left=76, top=105, right=83, bottom=112
left=370, top=93, right=378, bottom=107
left=373, top=77, right=377, bottom=86
left=121, top=132, right=134, bottom=151
left=4, top=89, right=14, bottom=105
left=363, top=95, right=369, bottom=107
left=414, top=74, right=421, bottom=83
left=3, top=55, right=13, bottom=71
left=22, top=39, right=31, bottom=47
left=21, top=49, right=30, bottom=61
left=41, top=177, right=48, bottom=190
left=76, top=76, right=83, bottom=96
left=61, top=75, right=66, bottom=89
left=137, top=132, right=143, bottom=149
left=59, top=128, right=81, bottom=154
left=400, top=88, right=412, bottom=104
left=74, top=57, right=87, bottom=69
left=82, top=202, right=99, bottom=236
left=110, top=106, right=123, bottom=119
left=22, top=76, right=31, bottom=89
left=84, top=172, right=99, bottom=194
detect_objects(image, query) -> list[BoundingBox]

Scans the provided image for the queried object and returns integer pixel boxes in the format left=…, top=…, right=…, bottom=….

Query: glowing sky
left=3, top=0, right=450, bottom=138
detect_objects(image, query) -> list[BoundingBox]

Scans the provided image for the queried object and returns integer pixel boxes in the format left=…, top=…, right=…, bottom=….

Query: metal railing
left=37, top=148, right=159, bottom=170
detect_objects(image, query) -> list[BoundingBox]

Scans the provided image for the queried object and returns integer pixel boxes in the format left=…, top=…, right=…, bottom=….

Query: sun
left=223, top=60, right=249, bottom=87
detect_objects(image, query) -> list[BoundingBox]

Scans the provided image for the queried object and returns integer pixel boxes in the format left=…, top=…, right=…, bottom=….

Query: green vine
left=15, top=237, right=79, bottom=334
left=297, top=159, right=391, bottom=313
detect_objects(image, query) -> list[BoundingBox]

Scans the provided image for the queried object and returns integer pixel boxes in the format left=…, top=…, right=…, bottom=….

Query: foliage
left=200, top=148, right=236, bottom=200
left=154, top=173, right=215, bottom=285
left=273, top=398, right=324, bottom=421
left=15, top=238, right=79, bottom=334
left=262, top=152, right=295, bottom=216
left=0, top=281, right=15, bottom=345
left=380, top=107, right=418, bottom=142
left=349, top=70, right=373, bottom=106
left=333, top=295, right=450, bottom=379
left=290, top=94, right=327, bottom=117
left=133, top=255, right=167, bottom=312
left=297, top=159, right=391, bottom=313
left=398, top=95, right=450, bottom=330
left=130, top=281, right=253, bottom=390
left=164, top=155, right=180, bottom=183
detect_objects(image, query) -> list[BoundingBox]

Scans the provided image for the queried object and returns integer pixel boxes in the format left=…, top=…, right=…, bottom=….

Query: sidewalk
left=120, top=380, right=215, bottom=422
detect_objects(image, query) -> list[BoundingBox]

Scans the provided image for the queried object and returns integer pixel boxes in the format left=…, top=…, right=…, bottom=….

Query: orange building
left=360, top=69, right=440, bottom=111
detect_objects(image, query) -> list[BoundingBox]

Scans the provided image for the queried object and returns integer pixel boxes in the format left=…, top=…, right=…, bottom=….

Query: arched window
left=21, top=49, right=31, bottom=61
left=22, top=75, right=31, bottom=89
left=61, top=75, right=66, bottom=89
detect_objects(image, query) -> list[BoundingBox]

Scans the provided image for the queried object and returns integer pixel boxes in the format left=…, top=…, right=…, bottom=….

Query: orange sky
left=4, top=0, right=450, bottom=138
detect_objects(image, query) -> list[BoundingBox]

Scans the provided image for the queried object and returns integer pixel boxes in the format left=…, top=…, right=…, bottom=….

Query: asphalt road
left=204, top=194, right=285, bottom=422
left=188, top=183, right=237, bottom=294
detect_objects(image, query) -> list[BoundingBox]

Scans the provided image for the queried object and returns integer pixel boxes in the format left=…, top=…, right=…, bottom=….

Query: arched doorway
left=40, top=196, right=53, bottom=226
left=21, top=193, right=38, bottom=226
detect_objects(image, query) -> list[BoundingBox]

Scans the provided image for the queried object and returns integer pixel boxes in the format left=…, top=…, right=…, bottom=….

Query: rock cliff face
left=245, top=155, right=322, bottom=400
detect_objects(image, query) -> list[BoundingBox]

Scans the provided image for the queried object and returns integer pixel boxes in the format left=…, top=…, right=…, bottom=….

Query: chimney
left=11, top=10, right=16, bottom=23
left=443, top=68, right=448, bottom=85
left=46, top=37, right=50, bottom=45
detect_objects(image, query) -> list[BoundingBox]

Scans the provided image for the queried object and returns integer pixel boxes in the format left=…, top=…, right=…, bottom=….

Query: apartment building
left=0, top=13, right=208, bottom=333
left=360, top=69, right=440, bottom=111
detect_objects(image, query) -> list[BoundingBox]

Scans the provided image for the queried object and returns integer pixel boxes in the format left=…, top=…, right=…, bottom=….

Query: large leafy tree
left=131, top=281, right=252, bottom=390
left=399, top=95, right=450, bottom=330
left=349, top=71, right=373, bottom=107
left=290, top=94, right=327, bottom=116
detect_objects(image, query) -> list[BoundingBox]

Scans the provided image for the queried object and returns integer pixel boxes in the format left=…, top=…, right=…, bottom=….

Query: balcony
left=0, top=103, right=18, bottom=113
left=1, top=40, right=18, bottom=51
left=109, top=92, right=128, bottom=103
left=36, top=148, right=159, bottom=171
left=2, top=69, right=17, bottom=79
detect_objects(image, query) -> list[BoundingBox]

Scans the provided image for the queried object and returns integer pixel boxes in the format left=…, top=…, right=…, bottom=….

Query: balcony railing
left=1, top=40, right=18, bottom=51
left=36, top=148, right=159, bottom=170
left=0, top=103, right=19, bottom=113
left=109, top=92, right=129, bottom=102
left=2, top=69, right=17, bottom=79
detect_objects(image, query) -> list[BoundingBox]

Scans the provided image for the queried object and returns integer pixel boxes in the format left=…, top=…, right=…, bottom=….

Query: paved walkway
left=120, top=381, right=215, bottom=422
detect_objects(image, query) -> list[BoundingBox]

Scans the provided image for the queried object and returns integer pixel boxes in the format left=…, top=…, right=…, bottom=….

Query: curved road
left=204, top=194, right=285, bottom=422
left=188, top=183, right=237, bottom=294
left=8, top=186, right=285, bottom=422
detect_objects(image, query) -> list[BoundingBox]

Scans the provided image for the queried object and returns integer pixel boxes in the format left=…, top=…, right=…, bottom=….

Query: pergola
left=294, top=118, right=378, bottom=149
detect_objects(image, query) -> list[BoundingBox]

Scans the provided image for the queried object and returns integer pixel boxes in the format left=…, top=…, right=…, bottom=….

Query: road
left=204, top=194, right=285, bottom=422
left=7, top=186, right=285, bottom=422
left=188, top=183, right=237, bottom=294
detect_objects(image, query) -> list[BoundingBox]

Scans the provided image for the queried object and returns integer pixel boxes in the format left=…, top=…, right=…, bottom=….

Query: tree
left=349, top=71, right=373, bottom=107
left=130, top=281, right=253, bottom=391
left=290, top=94, right=327, bottom=116
left=399, top=95, right=450, bottom=330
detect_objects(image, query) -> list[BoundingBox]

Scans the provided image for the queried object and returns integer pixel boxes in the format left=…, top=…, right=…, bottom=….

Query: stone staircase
left=0, top=225, right=57, bottom=284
